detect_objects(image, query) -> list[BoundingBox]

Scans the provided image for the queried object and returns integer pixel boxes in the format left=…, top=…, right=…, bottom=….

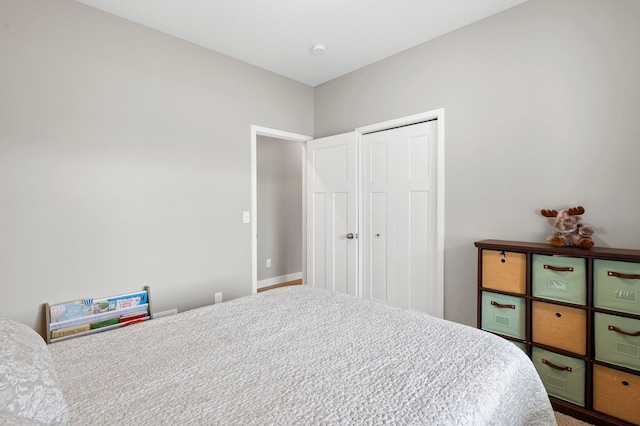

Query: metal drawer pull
left=542, top=359, right=572, bottom=372
left=490, top=300, right=515, bottom=309
left=544, top=264, right=574, bottom=272
left=608, top=271, right=640, bottom=280
left=608, top=325, right=640, bottom=337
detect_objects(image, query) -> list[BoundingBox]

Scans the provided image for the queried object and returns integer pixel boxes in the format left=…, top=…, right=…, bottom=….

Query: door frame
left=250, top=125, right=313, bottom=295
left=355, top=108, right=445, bottom=318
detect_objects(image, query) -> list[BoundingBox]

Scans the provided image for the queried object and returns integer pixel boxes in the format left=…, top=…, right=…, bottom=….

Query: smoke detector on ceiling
left=311, top=44, right=327, bottom=54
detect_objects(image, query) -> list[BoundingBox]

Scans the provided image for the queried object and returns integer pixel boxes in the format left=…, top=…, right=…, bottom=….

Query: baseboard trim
left=257, top=272, right=302, bottom=289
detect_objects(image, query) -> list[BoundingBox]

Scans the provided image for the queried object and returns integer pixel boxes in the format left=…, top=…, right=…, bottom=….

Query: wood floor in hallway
left=257, top=279, right=302, bottom=293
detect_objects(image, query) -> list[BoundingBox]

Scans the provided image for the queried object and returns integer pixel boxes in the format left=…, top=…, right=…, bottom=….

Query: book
left=49, top=299, right=94, bottom=323
left=108, top=291, right=148, bottom=308
left=119, top=312, right=147, bottom=323
left=121, top=317, right=149, bottom=327
left=91, top=291, right=148, bottom=314
left=90, top=317, right=120, bottom=329
left=51, top=323, right=91, bottom=339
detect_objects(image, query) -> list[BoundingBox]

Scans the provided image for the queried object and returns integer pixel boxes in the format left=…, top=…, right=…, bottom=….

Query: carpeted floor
left=554, top=411, right=592, bottom=426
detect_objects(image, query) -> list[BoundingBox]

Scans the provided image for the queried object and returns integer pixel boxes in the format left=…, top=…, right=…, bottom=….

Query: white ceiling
left=76, top=0, right=528, bottom=87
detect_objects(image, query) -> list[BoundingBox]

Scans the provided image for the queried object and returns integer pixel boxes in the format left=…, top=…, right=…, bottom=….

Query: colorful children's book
left=49, top=299, right=94, bottom=323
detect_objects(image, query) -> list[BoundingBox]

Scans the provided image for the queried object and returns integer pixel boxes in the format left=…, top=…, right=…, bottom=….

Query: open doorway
left=256, top=136, right=303, bottom=291
left=250, top=126, right=313, bottom=294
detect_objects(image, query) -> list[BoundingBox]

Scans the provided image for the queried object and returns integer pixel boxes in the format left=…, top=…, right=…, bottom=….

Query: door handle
left=346, top=233, right=355, bottom=239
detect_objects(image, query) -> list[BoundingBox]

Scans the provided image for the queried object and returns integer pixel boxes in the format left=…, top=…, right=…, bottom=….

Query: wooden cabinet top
left=474, top=239, right=640, bottom=262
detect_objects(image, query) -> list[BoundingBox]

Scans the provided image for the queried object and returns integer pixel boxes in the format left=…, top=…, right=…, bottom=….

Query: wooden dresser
left=475, top=240, right=640, bottom=426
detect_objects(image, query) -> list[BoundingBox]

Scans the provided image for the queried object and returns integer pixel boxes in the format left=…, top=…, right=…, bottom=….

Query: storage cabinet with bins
left=475, top=240, right=640, bottom=426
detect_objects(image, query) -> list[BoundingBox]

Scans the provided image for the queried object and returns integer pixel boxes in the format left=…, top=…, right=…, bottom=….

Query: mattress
left=48, top=286, right=556, bottom=425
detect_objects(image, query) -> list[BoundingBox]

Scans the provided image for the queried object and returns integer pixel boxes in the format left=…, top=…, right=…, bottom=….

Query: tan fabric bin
left=593, top=364, right=640, bottom=425
left=482, top=250, right=526, bottom=294
left=532, top=301, right=586, bottom=355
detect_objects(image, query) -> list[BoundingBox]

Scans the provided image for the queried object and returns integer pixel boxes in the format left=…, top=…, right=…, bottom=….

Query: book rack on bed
left=44, top=286, right=152, bottom=344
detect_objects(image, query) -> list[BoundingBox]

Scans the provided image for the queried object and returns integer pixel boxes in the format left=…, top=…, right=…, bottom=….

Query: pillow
left=0, top=318, right=68, bottom=424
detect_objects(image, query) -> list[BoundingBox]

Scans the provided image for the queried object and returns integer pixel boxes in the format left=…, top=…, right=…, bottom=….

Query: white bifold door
left=306, top=121, right=439, bottom=317
left=362, top=121, right=438, bottom=315
left=306, top=132, right=358, bottom=296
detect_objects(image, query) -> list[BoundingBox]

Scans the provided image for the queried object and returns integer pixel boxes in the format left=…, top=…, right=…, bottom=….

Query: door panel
left=370, top=141, right=389, bottom=182
left=398, top=122, right=438, bottom=314
left=362, top=130, right=398, bottom=305
left=306, top=132, right=357, bottom=296
left=363, top=121, right=438, bottom=315
left=371, top=192, right=388, bottom=303
left=311, top=193, right=327, bottom=288
left=408, top=132, right=430, bottom=180
left=333, top=191, right=350, bottom=294
left=407, top=190, right=430, bottom=312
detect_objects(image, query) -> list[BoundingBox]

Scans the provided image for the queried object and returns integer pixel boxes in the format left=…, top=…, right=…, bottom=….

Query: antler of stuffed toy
left=540, top=209, right=558, bottom=217
left=567, top=206, right=585, bottom=216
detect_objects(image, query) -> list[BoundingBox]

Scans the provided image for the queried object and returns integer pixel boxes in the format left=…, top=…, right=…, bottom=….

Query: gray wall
left=315, top=0, right=640, bottom=326
left=256, top=136, right=303, bottom=282
left=0, top=0, right=313, bottom=334
left=3, top=0, right=639, bottom=334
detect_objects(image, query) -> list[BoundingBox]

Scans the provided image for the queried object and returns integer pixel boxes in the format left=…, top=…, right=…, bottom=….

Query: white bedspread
left=49, top=286, right=555, bottom=425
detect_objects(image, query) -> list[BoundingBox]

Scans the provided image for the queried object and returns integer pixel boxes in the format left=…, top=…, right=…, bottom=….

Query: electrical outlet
left=242, top=211, right=250, bottom=223
left=266, top=259, right=271, bottom=268
left=215, top=292, right=222, bottom=304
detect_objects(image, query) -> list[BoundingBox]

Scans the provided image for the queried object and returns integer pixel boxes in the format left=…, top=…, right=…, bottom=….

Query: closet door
left=306, top=132, right=358, bottom=296
left=362, top=129, right=399, bottom=305
left=362, top=121, right=438, bottom=315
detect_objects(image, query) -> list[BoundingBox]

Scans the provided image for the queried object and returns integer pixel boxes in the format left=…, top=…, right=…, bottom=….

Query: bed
left=1, top=286, right=556, bottom=425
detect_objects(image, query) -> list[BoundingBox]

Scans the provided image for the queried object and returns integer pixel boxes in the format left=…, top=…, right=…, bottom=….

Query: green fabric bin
left=594, top=259, right=640, bottom=315
left=594, top=312, right=640, bottom=371
left=532, top=254, right=586, bottom=305
left=481, top=291, right=526, bottom=339
left=532, top=347, right=585, bottom=406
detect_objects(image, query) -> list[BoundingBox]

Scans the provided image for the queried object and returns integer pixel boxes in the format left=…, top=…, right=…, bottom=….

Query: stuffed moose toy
left=540, top=206, right=594, bottom=249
